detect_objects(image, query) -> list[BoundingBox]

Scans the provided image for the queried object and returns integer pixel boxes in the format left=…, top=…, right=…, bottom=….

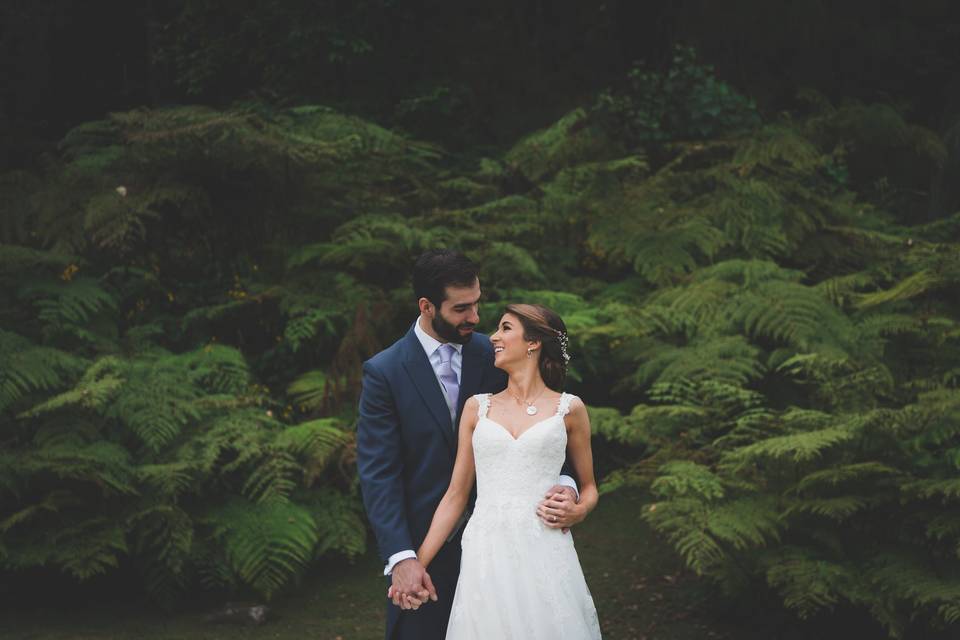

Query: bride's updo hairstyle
left=504, top=303, right=569, bottom=392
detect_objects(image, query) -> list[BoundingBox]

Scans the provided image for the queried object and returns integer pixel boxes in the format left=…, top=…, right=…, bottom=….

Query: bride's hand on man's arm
left=537, top=485, right=586, bottom=532
left=537, top=398, right=598, bottom=532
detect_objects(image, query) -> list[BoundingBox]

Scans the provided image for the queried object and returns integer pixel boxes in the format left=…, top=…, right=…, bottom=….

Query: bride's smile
left=490, top=314, right=538, bottom=370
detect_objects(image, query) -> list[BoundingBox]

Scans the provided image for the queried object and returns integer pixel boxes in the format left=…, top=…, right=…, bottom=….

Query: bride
left=402, top=302, right=602, bottom=639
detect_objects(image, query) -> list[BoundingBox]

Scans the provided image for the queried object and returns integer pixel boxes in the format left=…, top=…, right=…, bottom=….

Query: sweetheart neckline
left=478, top=414, right=563, bottom=442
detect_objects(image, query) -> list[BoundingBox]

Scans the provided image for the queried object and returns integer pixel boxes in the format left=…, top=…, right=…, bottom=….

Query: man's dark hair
left=412, top=249, right=479, bottom=308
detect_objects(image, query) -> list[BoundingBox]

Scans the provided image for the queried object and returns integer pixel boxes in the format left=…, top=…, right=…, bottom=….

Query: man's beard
left=432, top=312, right=475, bottom=345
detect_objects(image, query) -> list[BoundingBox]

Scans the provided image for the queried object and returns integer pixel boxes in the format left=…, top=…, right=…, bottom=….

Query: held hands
left=536, top=484, right=585, bottom=533
left=387, top=558, right=437, bottom=610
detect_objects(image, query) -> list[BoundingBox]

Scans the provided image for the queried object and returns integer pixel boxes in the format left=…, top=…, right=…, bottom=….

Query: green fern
left=0, top=329, right=86, bottom=413
left=304, top=488, right=367, bottom=558
left=206, top=498, right=319, bottom=599
left=764, top=548, right=862, bottom=618
left=275, top=418, right=351, bottom=486
left=721, top=426, right=854, bottom=466
left=18, top=356, right=124, bottom=418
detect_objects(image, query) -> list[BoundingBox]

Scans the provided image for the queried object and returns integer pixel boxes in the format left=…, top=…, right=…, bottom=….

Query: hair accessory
left=555, top=330, right=571, bottom=364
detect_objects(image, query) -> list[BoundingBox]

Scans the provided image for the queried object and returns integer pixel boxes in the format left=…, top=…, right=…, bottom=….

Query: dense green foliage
left=2, top=47, right=959, bottom=637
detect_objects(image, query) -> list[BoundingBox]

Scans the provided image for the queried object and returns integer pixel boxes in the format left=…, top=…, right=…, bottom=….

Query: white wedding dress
left=445, top=393, right=602, bottom=639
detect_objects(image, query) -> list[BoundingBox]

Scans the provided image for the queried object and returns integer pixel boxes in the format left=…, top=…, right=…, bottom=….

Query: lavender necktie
left=437, top=343, right=460, bottom=426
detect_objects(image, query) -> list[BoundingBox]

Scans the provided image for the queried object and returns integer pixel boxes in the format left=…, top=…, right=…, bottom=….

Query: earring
left=526, top=348, right=533, bottom=358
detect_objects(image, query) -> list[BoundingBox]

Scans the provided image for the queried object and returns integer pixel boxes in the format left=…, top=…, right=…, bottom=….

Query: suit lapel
left=401, top=328, right=456, bottom=453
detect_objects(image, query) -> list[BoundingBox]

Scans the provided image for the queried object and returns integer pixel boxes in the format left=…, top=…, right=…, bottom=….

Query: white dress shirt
left=383, top=316, right=578, bottom=575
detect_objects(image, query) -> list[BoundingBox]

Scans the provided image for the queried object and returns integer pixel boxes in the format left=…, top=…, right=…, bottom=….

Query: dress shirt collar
left=413, top=316, right=463, bottom=358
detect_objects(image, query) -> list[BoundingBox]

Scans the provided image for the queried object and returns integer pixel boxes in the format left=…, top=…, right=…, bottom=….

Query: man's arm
left=356, top=360, right=414, bottom=563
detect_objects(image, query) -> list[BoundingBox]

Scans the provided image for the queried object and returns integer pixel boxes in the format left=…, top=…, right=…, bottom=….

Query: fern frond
left=643, top=497, right=725, bottom=574
left=733, top=282, right=854, bottom=351
left=18, top=356, right=124, bottom=418
left=793, top=462, right=900, bottom=493
left=303, top=488, right=367, bottom=558
left=733, top=125, right=825, bottom=174
left=650, top=461, right=726, bottom=500
left=481, top=242, right=546, bottom=289
left=635, top=336, right=764, bottom=387
left=284, top=310, right=340, bottom=353
left=137, top=463, right=196, bottom=498
left=287, top=370, right=330, bottom=412
left=178, top=345, right=251, bottom=395
left=0, top=244, right=75, bottom=276
left=0, top=329, right=86, bottom=413
left=505, top=108, right=615, bottom=182
left=22, top=276, right=118, bottom=331
left=14, top=517, right=131, bottom=581
left=242, top=451, right=300, bottom=504
left=783, top=496, right=870, bottom=521
left=30, top=441, right=138, bottom=496
left=276, top=419, right=351, bottom=486
left=0, top=490, right=77, bottom=533
left=867, top=554, right=960, bottom=630
left=721, top=426, right=853, bottom=466
left=903, top=478, right=960, bottom=501
left=105, top=353, right=203, bottom=451
left=207, top=498, right=319, bottom=599
left=706, top=496, right=782, bottom=549
left=925, top=514, right=960, bottom=551
left=764, top=548, right=860, bottom=618
left=128, top=503, right=194, bottom=576
left=854, top=270, right=944, bottom=309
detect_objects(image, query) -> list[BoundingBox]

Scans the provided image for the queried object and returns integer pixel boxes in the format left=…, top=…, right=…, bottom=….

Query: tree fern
left=206, top=498, right=319, bottom=599
left=242, top=451, right=301, bottom=504
left=287, top=370, right=332, bottom=412
left=867, top=554, right=960, bottom=633
left=764, top=548, right=862, bottom=619
left=304, top=488, right=367, bottom=558
left=18, top=356, right=124, bottom=418
left=0, top=329, right=86, bottom=413
left=721, top=426, right=854, bottom=466
left=105, top=356, right=203, bottom=452
left=275, top=418, right=351, bottom=486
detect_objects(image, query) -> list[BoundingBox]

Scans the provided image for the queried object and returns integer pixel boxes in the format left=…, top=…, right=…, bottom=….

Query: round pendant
left=526, top=405, right=538, bottom=416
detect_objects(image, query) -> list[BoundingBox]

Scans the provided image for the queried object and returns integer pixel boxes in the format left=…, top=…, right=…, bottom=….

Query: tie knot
left=438, top=343, right=456, bottom=364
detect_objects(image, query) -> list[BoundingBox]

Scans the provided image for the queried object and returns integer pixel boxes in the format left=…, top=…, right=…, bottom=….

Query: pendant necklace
left=510, top=385, right=547, bottom=416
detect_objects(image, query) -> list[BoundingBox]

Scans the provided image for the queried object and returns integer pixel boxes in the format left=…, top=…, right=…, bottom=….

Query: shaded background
left=4, top=0, right=960, bottom=152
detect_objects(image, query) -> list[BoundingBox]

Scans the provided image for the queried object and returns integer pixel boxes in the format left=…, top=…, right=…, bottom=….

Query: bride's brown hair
left=503, top=303, right=569, bottom=392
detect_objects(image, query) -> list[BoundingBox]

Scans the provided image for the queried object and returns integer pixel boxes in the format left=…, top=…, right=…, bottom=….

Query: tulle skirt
left=445, top=501, right=602, bottom=639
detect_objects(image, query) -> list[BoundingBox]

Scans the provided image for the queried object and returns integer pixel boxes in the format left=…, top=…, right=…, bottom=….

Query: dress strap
left=475, top=393, right=492, bottom=419
left=556, top=392, right=575, bottom=418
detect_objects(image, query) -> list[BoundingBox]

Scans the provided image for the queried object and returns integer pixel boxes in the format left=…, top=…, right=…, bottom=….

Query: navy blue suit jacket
left=356, top=325, right=507, bottom=565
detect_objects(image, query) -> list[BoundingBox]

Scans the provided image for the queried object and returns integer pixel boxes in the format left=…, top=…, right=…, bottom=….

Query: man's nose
left=467, top=306, right=480, bottom=324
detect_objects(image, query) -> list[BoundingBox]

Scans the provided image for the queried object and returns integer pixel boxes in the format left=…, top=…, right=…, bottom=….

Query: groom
left=357, top=249, right=580, bottom=640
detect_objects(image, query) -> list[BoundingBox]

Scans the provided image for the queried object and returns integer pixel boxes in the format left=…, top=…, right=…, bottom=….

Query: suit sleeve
left=560, top=458, right=579, bottom=492
left=356, top=360, right=413, bottom=562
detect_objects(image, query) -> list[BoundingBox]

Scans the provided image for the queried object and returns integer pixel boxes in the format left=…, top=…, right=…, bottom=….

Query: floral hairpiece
left=555, top=329, right=571, bottom=364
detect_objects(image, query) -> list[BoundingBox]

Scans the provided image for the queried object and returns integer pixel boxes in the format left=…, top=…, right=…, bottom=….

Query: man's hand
left=536, top=485, right=584, bottom=533
left=388, top=558, right=437, bottom=610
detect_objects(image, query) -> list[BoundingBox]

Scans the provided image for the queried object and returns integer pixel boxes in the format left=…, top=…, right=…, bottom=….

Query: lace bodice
left=470, top=392, right=574, bottom=519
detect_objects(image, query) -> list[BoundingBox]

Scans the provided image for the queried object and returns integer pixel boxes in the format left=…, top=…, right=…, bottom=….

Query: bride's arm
left=417, top=395, right=479, bottom=569
left=566, top=397, right=598, bottom=516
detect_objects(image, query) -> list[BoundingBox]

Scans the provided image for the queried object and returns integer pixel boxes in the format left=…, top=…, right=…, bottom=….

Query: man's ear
left=418, top=297, right=433, bottom=317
